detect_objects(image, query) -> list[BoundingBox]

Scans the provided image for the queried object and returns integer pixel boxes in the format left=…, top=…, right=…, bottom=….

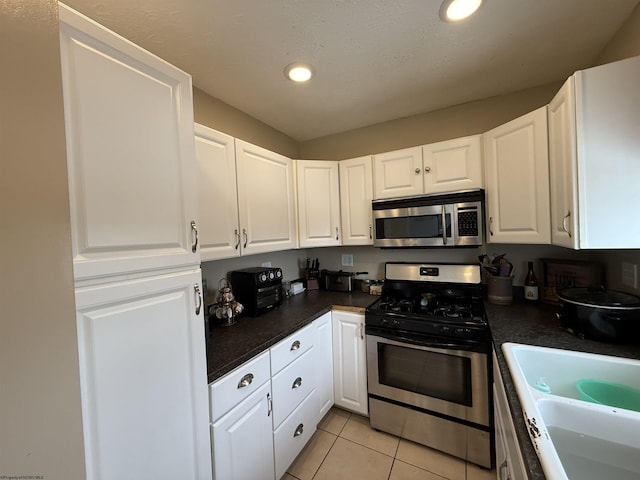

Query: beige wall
left=193, top=87, right=299, bottom=158
left=0, top=1, right=86, bottom=478
left=595, top=3, right=640, bottom=65
left=298, top=83, right=561, bottom=159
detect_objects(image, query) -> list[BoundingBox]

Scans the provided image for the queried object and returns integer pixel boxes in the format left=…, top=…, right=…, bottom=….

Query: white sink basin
left=502, top=343, right=640, bottom=480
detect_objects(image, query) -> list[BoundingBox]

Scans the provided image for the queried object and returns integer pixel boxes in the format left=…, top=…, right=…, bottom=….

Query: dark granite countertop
left=206, top=289, right=376, bottom=383
left=487, top=300, right=640, bottom=480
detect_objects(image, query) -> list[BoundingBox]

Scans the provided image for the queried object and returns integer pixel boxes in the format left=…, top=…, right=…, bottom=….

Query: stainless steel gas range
left=365, top=262, right=493, bottom=468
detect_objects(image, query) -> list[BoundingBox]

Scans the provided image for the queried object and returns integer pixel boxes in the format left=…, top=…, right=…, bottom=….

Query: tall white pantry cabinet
left=59, top=4, right=211, bottom=480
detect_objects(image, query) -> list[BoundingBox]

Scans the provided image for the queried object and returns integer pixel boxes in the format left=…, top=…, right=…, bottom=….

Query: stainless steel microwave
left=372, top=189, right=484, bottom=248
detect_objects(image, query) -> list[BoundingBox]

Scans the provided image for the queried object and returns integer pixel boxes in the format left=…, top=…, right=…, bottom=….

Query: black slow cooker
left=557, top=287, right=640, bottom=344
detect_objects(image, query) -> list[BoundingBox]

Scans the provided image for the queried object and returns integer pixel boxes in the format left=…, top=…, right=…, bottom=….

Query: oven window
left=377, top=343, right=472, bottom=406
left=376, top=213, right=451, bottom=239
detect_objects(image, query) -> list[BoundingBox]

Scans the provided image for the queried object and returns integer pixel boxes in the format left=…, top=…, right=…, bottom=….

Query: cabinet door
left=574, top=56, right=640, bottom=249
left=484, top=108, right=550, bottom=244
left=75, top=269, right=211, bottom=480
left=422, top=135, right=483, bottom=194
left=339, top=156, right=374, bottom=245
left=548, top=77, right=579, bottom=248
left=212, top=382, right=275, bottom=480
left=373, top=146, right=423, bottom=199
left=493, top=353, right=528, bottom=480
left=315, top=313, right=334, bottom=420
left=236, top=139, right=297, bottom=255
left=332, top=311, right=368, bottom=415
left=194, top=124, right=241, bottom=261
left=59, top=5, right=199, bottom=281
left=296, top=160, right=341, bottom=247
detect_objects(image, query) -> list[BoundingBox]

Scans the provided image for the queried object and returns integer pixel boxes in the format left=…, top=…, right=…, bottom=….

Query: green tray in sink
left=577, top=378, right=640, bottom=412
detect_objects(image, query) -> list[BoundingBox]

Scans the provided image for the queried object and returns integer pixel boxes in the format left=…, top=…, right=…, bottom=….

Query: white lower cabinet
left=314, top=312, right=334, bottom=419
left=493, top=353, right=528, bottom=480
left=211, top=381, right=275, bottom=480
left=75, top=269, right=211, bottom=480
left=273, top=390, right=317, bottom=480
left=332, top=310, right=368, bottom=415
left=210, top=314, right=335, bottom=479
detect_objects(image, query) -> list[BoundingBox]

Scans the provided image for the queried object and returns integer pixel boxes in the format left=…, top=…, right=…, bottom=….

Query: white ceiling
left=62, top=0, right=639, bottom=141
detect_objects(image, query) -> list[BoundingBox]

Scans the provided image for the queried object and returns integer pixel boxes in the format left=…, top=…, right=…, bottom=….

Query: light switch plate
left=341, top=254, right=353, bottom=267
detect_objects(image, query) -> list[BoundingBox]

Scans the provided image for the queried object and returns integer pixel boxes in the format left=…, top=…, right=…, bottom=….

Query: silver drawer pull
left=292, top=377, right=302, bottom=389
left=290, top=340, right=301, bottom=351
left=293, top=423, right=304, bottom=438
left=237, top=373, right=254, bottom=389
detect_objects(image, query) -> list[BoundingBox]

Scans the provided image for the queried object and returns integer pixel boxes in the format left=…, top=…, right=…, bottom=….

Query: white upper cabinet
left=296, top=160, right=341, bottom=247
left=548, top=56, right=640, bottom=249
left=235, top=139, right=297, bottom=255
left=373, top=146, right=423, bottom=199
left=422, top=135, right=483, bottom=194
left=339, top=156, right=374, bottom=245
left=194, top=124, right=240, bottom=261
left=373, top=136, right=482, bottom=200
left=59, top=4, right=199, bottom=281
left=483, top=107, right=551, bottom=244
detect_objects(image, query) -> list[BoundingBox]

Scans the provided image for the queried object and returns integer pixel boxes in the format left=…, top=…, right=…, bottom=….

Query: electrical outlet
left=261, top=261, right=272, bottom=268
left=622, top=262, right=637, bottom=289
left=341, top=254, right=353, bottom=267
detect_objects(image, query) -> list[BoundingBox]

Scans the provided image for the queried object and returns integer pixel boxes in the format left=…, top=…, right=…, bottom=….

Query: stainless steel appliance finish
left=372, top=189, right=484, bottom=248
left=365, top=262, right=493, bottom=468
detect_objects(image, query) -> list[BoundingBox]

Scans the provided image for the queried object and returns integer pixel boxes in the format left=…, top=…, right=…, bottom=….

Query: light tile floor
left=284, top=407, right=495, bottom=480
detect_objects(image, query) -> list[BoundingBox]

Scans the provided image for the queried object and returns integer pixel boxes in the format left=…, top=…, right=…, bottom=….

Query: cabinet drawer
left=273, top=389, right=317, bottom=480
left=210, top=350, right=270, bottom=422
left=270, top=322, right=315, bottom=375
left=272, top=347, right=316, bottom=428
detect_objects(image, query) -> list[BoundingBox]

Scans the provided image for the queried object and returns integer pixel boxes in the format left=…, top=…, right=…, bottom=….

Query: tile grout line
left=310, top=430, right=339, bottom=480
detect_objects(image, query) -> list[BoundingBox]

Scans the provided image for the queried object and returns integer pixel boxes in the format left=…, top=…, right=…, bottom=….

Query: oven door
left=366, top=331, right=489, bottom=427
left=373, top=204, right=454, bottom=247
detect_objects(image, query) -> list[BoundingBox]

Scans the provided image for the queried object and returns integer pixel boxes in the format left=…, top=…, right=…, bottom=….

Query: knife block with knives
left=305, top=258, right=320, bottom=291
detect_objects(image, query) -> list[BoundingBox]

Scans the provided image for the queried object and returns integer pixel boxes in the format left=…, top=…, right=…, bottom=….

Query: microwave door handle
left=441, top=205, right=447, bottom=245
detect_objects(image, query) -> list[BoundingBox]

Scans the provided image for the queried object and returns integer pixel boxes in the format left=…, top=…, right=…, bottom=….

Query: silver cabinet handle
left=414, top=167, right=421, bottom=174
left=424, top=166, right=431, bottom=173
left=335, top=226, right=339, bottom=240
left=292, top=377, right=302, bottom=389
left=234, top=229, right=240, bottom=250
left=562, top=211, right=572, bottom=238
left=242, top=228, right=248, bottom=248
left=237, top=373, right=254, bottom=389
left=194, top=284, right=202, bottom=315
left=360, top=322, right=364, bottom=340
left=489, top=216, right=494, bottom=236
left=499, top=459, right=510, bottom=480
left=293, top=423, right=304, bottom=438
left=441, top=205, right=447, bottom=245
left=267, top=393, right=272, bottom=416
left=369, top=224, right=373, bottom=239
left=290, top=340, right=301, bottom=351
left=190, top=221, right=199, bottom=253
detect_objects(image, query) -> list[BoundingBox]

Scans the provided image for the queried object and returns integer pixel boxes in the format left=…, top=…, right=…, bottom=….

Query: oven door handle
left=366, top=327, right=475, bottom=351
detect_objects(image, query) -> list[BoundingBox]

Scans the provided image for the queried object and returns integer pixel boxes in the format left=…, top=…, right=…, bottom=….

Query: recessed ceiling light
left=440, top=0, right=483, bottom=22
left=284, top=63, right=314, bottom=83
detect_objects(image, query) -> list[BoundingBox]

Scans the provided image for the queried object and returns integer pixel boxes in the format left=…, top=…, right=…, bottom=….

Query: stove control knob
left=440, top=326, right=451, bottom=334
left=276, top=269, right=282, bottom=278
left=392, top=320, right=400, bottom=326
left=381, top=319, right=389, bottom=326
left=454, top=328, right=464, bottom=336
left=259, top=273, right=267, bottom=282
left=268, top=271, right=275, bottom=280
